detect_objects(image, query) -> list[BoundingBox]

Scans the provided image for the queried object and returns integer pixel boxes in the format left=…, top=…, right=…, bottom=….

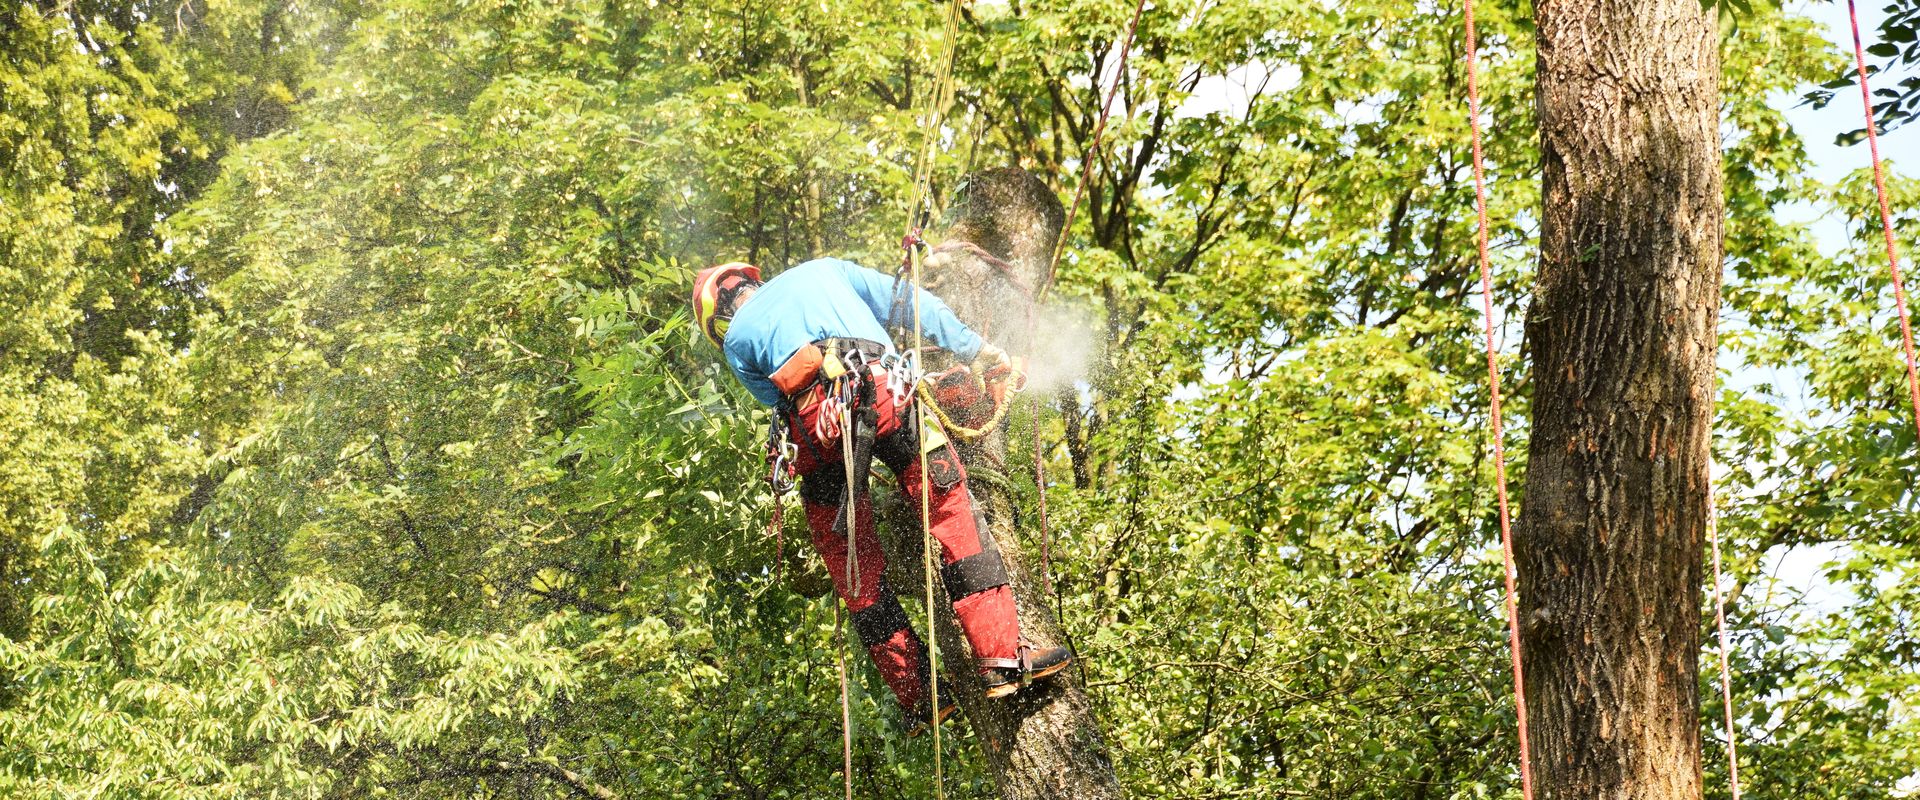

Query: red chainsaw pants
left=787, top=367, right=1019, bottom=711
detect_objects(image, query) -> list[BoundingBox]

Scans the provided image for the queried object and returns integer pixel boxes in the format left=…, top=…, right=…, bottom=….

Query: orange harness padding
left=770, top=342, right=826, bottom=397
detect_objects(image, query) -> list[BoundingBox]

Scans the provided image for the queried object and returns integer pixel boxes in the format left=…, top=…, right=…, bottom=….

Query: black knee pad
left=941, top=549, right=1009, bottom=602
left=851, top=591, right=912, bottom=649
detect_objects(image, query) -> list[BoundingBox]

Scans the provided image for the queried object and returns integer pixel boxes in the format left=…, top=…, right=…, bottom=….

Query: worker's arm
left=836, top=259, right=984, bottom=361
left=724, top=343, right=784, bottom=407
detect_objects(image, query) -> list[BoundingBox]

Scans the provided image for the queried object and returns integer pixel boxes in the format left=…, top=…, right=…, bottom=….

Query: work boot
left=981, top=644, right=1074, bottom=699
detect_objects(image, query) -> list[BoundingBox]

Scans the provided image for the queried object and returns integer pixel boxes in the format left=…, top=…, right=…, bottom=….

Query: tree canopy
left=0, top=0, right=1915, bottom=796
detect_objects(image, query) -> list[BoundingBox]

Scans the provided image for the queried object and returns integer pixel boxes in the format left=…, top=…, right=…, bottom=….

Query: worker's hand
left=922, top=247, right=961, bottom=272
left=973, top=342, right=1013, bottom=370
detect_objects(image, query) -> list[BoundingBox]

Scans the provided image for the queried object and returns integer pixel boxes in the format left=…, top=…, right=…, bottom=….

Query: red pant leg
left=894, top=450, right=1021, bottom=671
left=793, top=396, right=930, bottom=709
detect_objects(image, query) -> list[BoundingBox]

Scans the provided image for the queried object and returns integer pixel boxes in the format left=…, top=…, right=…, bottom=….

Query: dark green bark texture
left=1520, top=0, right=1723, bottom=797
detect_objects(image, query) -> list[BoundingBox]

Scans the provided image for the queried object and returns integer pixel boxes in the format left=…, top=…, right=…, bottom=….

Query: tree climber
left=689, top=257, right=1074, bottom=736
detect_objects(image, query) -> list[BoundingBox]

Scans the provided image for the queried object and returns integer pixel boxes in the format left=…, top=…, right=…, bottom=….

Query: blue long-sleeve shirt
left=722, top=257, right=985, bottom=407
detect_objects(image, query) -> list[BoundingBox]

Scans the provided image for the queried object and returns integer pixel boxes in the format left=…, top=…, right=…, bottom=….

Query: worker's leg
left=873, top=424, right=1021, bottom=674
left=868, top=371, right=1070, bottom=697
left=794, top=431, right=931, bottom=711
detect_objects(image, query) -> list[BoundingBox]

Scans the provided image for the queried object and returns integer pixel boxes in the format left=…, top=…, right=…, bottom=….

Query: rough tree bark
left=877, top=167, right=1126, bottom=800
left=1520, top=0, right=1722, bottom=797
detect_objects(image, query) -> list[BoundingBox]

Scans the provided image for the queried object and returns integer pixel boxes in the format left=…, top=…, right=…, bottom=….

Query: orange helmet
left=690, top=262, right=762, bottom=347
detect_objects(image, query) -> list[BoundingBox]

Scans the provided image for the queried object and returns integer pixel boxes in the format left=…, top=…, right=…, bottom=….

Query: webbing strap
left=941, top=550, right=1009, bottom=601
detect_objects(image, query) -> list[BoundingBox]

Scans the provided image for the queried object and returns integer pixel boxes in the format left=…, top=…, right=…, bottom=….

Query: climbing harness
left=1460, top=0, right=1535, bottom=796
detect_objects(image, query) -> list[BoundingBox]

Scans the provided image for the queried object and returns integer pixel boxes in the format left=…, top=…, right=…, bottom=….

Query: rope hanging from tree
left=899, top=0, right=968, bottom=794
left=1687, top=6, right=1920, bottom=799
left=1846, top=0, right=1920, bottom=436
left=1463, top=6, right=1762, bottom=798
left=1025, top=0, right=1152, bottom=596
left=1458, top=2, right=1536, bottom=797
left=1706, top=462, right=1742, bottom=800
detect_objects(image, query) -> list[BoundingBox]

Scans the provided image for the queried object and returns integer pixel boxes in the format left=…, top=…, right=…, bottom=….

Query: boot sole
left=906, top=703, right=961, bottom=738
left=982, top=656, right=1074, bottom=699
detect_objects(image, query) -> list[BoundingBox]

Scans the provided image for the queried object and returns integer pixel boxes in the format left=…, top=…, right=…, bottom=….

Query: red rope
left=935, top=240, right=1036, bottom=298
left=1026, top=0, right=1151, bottom=596
left=1462, top=2, right=1535, bottom=797
left=1847, top=0, right=1920, bottom=437
left=1035, top=0, right=1150, bottom=303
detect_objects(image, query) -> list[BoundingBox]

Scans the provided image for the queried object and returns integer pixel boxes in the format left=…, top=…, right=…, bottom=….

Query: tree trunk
left=1520, top=0, right=1722, bottom=797
left=880, top=167, right=1126, bottom=799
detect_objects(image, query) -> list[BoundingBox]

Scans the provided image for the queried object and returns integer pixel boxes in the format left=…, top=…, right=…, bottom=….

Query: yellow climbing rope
left=903, top=1, right=967, bottom=795
left=909, top=242, right=945, bottom=797
left=915, top=364, right=1028, bottom=441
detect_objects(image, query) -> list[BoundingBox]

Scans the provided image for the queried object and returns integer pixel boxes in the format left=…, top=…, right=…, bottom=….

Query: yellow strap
left=920, top=410, right=951, bottom=453
left=821, top=340, right=847, bottom=380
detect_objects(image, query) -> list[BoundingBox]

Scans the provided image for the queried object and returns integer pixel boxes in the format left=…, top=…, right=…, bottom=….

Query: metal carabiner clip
left=767, top=429, right=799, bottom=494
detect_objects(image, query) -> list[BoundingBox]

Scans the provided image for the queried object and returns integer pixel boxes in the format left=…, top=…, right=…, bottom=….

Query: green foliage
left=1802, top=0, right=1920, bottom=138
left=0, top=0, right=1915, bottom=796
